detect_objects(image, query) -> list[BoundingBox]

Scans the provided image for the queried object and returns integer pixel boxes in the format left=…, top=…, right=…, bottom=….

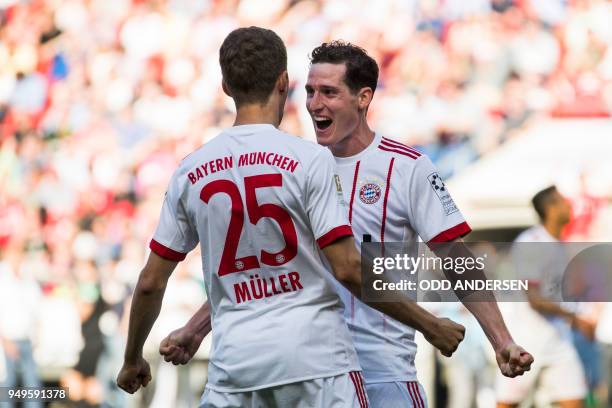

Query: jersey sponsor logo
left=428, top=172, right=458, bottom=215
left=359, top=183, right=382, bottom=204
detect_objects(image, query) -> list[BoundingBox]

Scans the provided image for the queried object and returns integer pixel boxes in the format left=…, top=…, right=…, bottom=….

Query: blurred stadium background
left=1, top=0, right=612, bottom=407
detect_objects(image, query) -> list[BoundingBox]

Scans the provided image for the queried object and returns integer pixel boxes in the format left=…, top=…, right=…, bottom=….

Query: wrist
left=492, top=334, right=515, bottom=353
left=187, top=305, right=212, bottom=334
left=184, top=320, right=204, bottom=337
left=421, top=315, right=441, bottom=339
left=124, top=352, right=143, bottom=365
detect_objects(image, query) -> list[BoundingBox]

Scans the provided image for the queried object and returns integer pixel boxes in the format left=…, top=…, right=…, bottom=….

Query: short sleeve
left=150, top=173, right=199, bottom=261
left=407, top=156, right=471, bottom=243
left=305, top=149, right=353, bottom=249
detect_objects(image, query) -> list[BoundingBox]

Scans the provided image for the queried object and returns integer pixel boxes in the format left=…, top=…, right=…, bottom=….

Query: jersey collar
left=333, top=132, right=383, bottom=166
left=224, top=124, right=277, bottom=135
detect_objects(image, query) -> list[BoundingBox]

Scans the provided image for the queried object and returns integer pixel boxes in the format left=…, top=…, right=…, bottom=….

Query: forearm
left=435, top=241, right=513, bottom=349
left=185, top=302, right=212, bottom=334
left=329, top=240, right=439, bottom=335
left=462, top=299, right=513, bottom=350
left=124, top=282, right=167, bottom=363
left=366, top=298, right=439, bottom=335
left=340, top=277, right=438, bottom=336
left=528, top=296, right=574, bottom=320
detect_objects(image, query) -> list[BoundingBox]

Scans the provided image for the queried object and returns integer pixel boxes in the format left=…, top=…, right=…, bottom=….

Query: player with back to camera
left=159, top=40, right=534, bottom=407
left=116, top=27, right=467, bottom=408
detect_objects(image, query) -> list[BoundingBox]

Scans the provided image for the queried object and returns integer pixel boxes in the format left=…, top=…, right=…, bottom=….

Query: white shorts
left=200, top=371, right=369, bottom=408
left=365, top=381, right=427, bottom=408
left=496, top=338, right=587, bottom=404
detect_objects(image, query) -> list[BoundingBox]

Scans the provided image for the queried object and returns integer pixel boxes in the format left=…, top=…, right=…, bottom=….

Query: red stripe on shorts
left=407, top=382, right=421, bottom=408
left=358, top=373, right=369, bottom=407
left=349, top=372, right=366, bottom=408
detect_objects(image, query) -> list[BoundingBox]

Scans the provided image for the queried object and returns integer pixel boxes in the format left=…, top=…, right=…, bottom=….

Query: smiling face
left=305, top=63, right=363, bottom=148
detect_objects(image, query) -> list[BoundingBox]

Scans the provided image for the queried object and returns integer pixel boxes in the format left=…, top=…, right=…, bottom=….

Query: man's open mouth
left=314, top=117, right=333, bottom=131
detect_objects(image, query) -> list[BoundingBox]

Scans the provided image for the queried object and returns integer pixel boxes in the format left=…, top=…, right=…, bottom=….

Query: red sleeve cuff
left=317, top=225, right=353, bottom=249
left=150, top=239, right=187, bottom=262
left=428, top=221, right=472, bottom=244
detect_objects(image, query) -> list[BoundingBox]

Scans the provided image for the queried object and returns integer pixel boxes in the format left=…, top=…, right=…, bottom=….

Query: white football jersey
left=150, top=124, right=360, bottom=392
left=333, top=133, right=471, bottom=383
left=504, top=225, right=573, bottom=348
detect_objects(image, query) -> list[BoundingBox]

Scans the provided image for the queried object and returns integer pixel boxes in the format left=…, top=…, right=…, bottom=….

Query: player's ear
left=221, top=80, right=232, bottom=97
left=276, top=71, right=289, bottom=94
left=357, top=87, right=373, bottom=111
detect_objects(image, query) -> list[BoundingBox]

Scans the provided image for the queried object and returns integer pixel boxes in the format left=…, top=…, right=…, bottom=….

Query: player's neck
left=234, top=103, right=281, bottom=128
left=330, top=121, right=375, bottom=158
left=542, top=220, right=563, bottom=240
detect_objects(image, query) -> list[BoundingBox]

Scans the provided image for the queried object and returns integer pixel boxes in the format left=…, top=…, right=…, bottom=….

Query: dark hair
left=532, top=185, right=558, bottom=221
left=310, top=41, right=379, bottom=94
left=219, top=26, right=287, bottom=106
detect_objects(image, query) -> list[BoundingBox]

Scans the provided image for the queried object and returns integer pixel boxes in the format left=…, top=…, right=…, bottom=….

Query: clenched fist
left=159, top=325, right=206, bottom=365
left=424, top=317, right=465, bottom=357
left=496, top=342, right=534, bottom=377
left=116, top=357, right=152, bottom=394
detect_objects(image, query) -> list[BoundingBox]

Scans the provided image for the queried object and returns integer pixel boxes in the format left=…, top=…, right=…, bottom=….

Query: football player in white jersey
left=303, top=40, right=533, bottom=408
left=496, top=186, right=586, bottom=408
left=117, top=27, right=466, bottom=408
left=159, top=40, right=533, bottom=407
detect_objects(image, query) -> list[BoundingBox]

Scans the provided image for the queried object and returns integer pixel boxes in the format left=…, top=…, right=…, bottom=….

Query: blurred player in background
left=160, top=40, right=533, bottom=407
left=497, top=186, right=587, bottom=408
left=117, top=26, right=467, bottom=408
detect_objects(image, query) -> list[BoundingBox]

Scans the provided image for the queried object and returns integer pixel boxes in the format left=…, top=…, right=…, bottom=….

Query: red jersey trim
left=317, top=225, right=353, bottom=249
left=380, top=158, right=395, bottom=243
left=381, top=137, right=422, bottom=156
left=349, top=161, right=361, bottom=224
left=378, top=145, right=419, bottom=159
left=150, top=239, right=187, bottom=262
left=380, top=139, right=420, bottom=155
left=428, top=221, right=472, bottom=243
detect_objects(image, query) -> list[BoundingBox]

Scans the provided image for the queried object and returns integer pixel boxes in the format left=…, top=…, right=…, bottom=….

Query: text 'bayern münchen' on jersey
left=149, top=124, right=361, bottom=392
left=334, top=133, right=471, bottom=383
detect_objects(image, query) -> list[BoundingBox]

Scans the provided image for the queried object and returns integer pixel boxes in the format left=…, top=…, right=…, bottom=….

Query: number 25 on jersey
left=200, top=174, right=298, bottom=276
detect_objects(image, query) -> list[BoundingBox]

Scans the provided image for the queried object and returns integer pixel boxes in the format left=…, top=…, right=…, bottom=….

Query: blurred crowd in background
left=1, top=0, right=612, bottom=406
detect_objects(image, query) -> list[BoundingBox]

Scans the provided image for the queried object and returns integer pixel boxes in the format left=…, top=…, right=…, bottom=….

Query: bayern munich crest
left=359, top=183, right=382, bottom=204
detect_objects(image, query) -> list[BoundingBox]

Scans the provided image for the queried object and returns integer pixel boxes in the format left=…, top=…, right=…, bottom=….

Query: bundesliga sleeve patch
left=334, top=174, right=343, bottom=193
left=333, top=174, right=347, bottom=206
left=428, top=172, right=458, bottom=215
